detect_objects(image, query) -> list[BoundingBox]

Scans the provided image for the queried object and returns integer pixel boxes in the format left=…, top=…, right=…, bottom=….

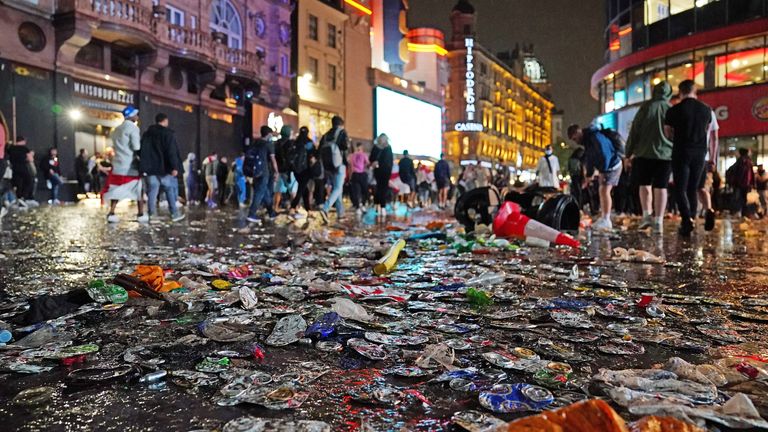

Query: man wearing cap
left=103, top=106, right=147, bottom=223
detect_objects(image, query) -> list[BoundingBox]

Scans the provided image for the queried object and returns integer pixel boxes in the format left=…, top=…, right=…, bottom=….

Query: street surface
left=1, top=203, right=767, bottom=431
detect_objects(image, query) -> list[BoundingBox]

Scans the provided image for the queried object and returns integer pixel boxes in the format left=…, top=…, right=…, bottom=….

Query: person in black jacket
left=41, top=147, right=62, bottom=205
left=139, top=113, right=185, bottom=222
left=370, top=133, right=393, bottom=218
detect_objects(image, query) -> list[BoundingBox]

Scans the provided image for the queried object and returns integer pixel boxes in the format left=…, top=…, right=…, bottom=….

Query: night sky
left=409, top=0, right=606, bottom=134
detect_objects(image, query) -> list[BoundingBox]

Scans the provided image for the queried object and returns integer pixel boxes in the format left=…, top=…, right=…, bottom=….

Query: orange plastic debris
left=630, top=416, right=705, bottom=432
left=132, top=265, right=181, bottom=293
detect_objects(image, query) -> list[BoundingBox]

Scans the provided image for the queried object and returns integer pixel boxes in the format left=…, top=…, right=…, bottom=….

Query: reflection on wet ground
left=1, top=204, right=768, bottom=431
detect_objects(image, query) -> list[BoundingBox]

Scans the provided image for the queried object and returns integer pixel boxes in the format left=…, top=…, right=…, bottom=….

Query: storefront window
left=644, top=59, right=666, bottom=96
left=604, top=75, right=615, bottom=112
left=666, top=51, right=693, bottom=91
left=627, top=66, right=646, bottom=104
left=724, top=37, right=767, bottom=87
left=699, top=44, right=726, bottom=88
left=614, top=72, right=627, bottom=109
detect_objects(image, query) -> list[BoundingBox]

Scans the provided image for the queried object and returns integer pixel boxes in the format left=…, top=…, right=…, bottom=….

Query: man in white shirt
left=536, top=145, right=560, bottom=189
left=698, top=109, right=719, bottom=231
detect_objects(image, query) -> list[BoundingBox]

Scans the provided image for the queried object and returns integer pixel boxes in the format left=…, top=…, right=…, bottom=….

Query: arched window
left=210, top=0, right=242, bottom=49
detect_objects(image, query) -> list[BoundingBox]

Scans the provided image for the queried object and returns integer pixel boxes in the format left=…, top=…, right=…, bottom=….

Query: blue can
left=305, top=312, right=341, bottom=340
left=479, top=383, right=554, bottom=413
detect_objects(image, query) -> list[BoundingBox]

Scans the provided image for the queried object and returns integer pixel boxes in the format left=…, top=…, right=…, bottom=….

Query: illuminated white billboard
left=374, top=86, right=442, bottom=159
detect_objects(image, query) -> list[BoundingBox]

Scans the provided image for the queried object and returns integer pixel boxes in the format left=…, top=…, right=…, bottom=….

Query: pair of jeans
left=290, top=171, right=312, bottom=210
left=236, top=176, right=246, bottom=205
left=671, top=149, right=706, bottom=224
left=732, top=187, right=749, bottom=216
left=12, top=168, right=33, bottom=200
left=248, top=174, right=270, bottom=218
left=323, top=165, right=346, bottom=216
left=49, top=174, right=62, bottom=201
left=350, top=172, right=368, bottom=209
left=146, top=175, right=179, bottom=217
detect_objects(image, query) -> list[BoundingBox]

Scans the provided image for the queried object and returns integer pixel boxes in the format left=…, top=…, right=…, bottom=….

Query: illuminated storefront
left=594, top=0, right=768, bottom=170
left=444, top=1, right=554, bottom=171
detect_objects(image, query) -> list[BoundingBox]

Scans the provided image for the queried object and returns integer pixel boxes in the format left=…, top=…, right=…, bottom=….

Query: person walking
left=319, top=116, right=349, bottom=224
left=370, top=133, right=394, bottom=219
left=184, top=153, right=199, bottom=206
left=664, top=80, right=714, bottom=236
left=434, top=153, right=451, bottom=209
left=755, top=165, right=768, bottom=217
left=697, top=108, right=720, bottom=230
left=103, top=106, right=146, bottom=222
left=41, top=148, right=62, bottom=205
left=139, top=113, right=185, bottom=222
left=289, top=127, right=313, bottom=215
left=535, top=145, right=560, bottom=189
left=233, top=153, right=247, bottom=208
left=626, top=81, right=673, bottom=234
left=246, top=126, right=279, bottom=223
left=567, top=124, right=623, bottom=231
left=202, top=152, right=218, bottom=208
left=75, top=148, right=91, bottom=196
left=216, top=156, right=229, bottom=207
left=273, top=125, right=294, bottom=212
left=398, top=150, right=416, bottom=207
left=726, top=148, right=754, bottom=218
left=7, top=136, right=33, bottom=207
left=348, top=143, right=370, bottom=214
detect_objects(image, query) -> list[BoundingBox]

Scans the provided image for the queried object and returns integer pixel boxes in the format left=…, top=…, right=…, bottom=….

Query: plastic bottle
left=466, top=271, right=505, bottom=287
left=86, top=279, right=128, bottom=304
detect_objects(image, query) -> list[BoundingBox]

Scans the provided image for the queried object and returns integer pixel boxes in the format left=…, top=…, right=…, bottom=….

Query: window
left=280, top=54, right=289, bottom=76
left=328, top=23, right=337, bottom=48
left=328, top=63, right=337, bottom=90
left=666, top=52, right=693, bottom=91
left=111, top=45, right=136, bottom=77
left=309, top=15, right=318, bottom=41
left=75, top=40, right=104, bottom=69
left=17, top=22, right=46, bottom=52
left=166, top=5, right=184, bottom=26
left=308, top=57, right=318, bottom=83
left=627, top=66, right=646, bottom=105
left=723, top=37, right=767, bottom=87
left=210, top=0, right=242, bottom=49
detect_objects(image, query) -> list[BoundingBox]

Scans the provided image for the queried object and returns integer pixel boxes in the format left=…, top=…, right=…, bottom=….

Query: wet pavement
left=1, top=203, right=768, bottom=431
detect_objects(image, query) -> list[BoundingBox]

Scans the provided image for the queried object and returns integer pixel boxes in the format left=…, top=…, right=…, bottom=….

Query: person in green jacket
left=626, top=81, right=673, bottom=234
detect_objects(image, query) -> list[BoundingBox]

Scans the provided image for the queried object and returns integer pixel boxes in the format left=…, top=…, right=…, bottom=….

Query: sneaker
left=651, top=220, right=663, bottom=234
left=136, top=214, right=150, bottom=224
left=53, top=199, right=61, bottom=205
left=355, top=207, right=363, bottom=217
left=239, top=203, right=248, bottom=209
left=319, top=209, right=329, bottom=225
left=638, top=214, right=653, bottom=230
left=592, top=217, right=613, bottom=231
left=171, top=213, right=186, bottom=222
left=107, top=214, right=120, bottom=224
left=704, top=209, right=715, bottom=231
left=246, top=215, right=261, bottom=223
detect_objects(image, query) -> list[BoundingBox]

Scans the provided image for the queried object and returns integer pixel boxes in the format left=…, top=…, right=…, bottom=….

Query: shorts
left=274, top=173, right=292, bottom=194
left=401, top=177, right=416, bottom=193
left=633, top=157, right=672, bottom=189
left=205, top=175, right=217, bottom=191
left=599, top=163, right=622, bottom=187
left=436, top=178, right=449, bottom=190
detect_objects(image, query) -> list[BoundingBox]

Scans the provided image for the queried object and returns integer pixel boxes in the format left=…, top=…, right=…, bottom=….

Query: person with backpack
left=567, top=124, right=623, bottom=231
left=535, top=145, right=560, bottom=189
left=288, top=126, right=313, bottom=215
left=273, top=125, right=294, bottom=211
left=664, top=80, right=714, bottom=236
left=727, top=148, right=754, bottom=218
left=370, top=133, right=394, bottom=218
left=319, top=116, right=349, bottom=224
left=626, top=81, right=673, bottom=234
left=245, top=126, right=279, bottom=223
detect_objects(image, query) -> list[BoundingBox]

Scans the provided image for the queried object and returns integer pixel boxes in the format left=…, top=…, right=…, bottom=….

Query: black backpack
left=284, top=140, right=308, bottom=174
left=600, top=127, right=626, bottom=157
left=243, top=139, right=268, bottom=178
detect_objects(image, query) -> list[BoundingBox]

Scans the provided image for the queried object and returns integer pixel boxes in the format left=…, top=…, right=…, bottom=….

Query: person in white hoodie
left=104, top=106, right=147, bottom=223
left=536, top=145, right=560, bottom=189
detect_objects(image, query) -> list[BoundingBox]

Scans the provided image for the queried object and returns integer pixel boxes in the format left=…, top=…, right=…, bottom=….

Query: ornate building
left=443, top=0, right=554, bottom=170
left=0, top=0, right=291, bottom=179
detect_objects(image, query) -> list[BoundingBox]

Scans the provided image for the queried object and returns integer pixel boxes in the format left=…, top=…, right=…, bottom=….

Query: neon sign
left=464, top=37, right=475, bottom=121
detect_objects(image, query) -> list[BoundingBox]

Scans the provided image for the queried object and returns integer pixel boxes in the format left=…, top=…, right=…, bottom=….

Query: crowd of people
left=547, top=79, right=763, bottom=237
left=0, top=109, right=456, bottom=225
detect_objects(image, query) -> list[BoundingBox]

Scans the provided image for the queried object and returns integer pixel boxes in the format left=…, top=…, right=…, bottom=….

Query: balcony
left=76, top=0, right=156, bottom=45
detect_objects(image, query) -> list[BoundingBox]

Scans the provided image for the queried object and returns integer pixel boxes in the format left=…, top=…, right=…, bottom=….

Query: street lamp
left=68, top=109, right=82, bottom=121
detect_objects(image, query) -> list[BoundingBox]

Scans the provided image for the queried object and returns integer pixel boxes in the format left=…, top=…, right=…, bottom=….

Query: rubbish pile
left=1, top=208, right=768, bottom=430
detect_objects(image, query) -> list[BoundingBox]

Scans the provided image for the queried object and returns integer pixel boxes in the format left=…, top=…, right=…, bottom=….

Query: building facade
left=443, top=0, right=554, bottom=171
left=592, top=0, right=768, bottom=171
left=0, top=0, right=292, bottom=179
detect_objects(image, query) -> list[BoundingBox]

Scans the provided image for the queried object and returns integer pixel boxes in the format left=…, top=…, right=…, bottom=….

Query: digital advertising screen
left=374, top=86, right=442, bottom=159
